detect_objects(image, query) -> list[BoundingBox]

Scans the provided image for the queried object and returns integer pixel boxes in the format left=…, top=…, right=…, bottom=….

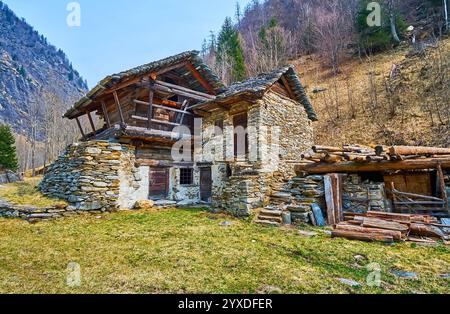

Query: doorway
left=200, top=167, right=212, bottom=203
left=149, top=167, right=169, bottom=199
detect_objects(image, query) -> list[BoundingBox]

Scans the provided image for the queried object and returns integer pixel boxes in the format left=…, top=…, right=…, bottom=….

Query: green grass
left=0, top=208, right=448, bottom=294
left=0, top=177, right=67, bottom=208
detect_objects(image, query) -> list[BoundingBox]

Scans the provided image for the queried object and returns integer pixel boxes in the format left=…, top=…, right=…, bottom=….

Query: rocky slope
left=0, top=1, right=87, bottom=138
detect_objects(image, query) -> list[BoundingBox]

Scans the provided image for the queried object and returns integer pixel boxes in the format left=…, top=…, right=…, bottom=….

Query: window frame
left=179, top=168, right=194, bottom=186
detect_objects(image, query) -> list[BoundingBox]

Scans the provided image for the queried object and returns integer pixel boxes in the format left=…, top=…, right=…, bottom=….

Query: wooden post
left=147, top=81, right=154, bottom=130
left=113, top=91, right=125, bottom=124
left=87, top=111, right=96, bottom=133
left=437, top=163, right=449, bottom=215
left=75, top=117, right=86, bottom=140
left=101, top=101, right=111, bottom=128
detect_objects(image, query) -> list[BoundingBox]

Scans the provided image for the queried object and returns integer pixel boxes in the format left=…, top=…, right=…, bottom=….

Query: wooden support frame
left=154, top=80, right=215, bottom=99
left=75, top=117, right=86, bottom=139
left=113, top=91, right=125, bottom=124
left=87, top=111, right=96, bottom=133
left=437, top=163, right=449, bottom=215
left=101, top=101, right=111, bottom=128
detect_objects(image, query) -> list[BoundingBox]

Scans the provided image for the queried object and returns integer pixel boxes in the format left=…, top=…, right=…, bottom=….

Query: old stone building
left=40, top=51, right=317, bottom=215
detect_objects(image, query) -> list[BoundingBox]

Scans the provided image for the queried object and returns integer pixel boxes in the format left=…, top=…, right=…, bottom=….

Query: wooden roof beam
left=186, top=63, right=216, bottom=95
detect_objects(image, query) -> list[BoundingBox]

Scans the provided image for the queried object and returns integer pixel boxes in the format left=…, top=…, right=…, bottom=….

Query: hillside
left=295, top=38, right=449, bottom=147
left=0, top=1, right=87, bottom=138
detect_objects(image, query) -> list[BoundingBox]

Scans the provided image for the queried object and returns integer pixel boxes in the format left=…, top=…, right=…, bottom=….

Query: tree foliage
left=0, top=124, right=19, bottom=171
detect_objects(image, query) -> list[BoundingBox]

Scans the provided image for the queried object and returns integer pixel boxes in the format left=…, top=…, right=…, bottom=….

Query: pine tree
left=217, top=17, right=246, bottom=82
left=0, top=124, right=19, bottom=172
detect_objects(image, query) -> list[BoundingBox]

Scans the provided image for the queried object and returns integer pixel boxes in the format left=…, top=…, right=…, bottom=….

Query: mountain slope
left=0, top=1, right=87, bottom=137
left=295, top=38, right=450, bottom=147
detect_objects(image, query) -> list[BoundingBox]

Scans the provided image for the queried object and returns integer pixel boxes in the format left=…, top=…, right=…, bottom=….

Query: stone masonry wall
left=40, top=141, right=144, bottom=212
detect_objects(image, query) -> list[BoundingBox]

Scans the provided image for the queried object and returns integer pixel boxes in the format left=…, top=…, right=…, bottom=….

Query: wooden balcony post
left=101, top=101, right=111, bottom=128
left=87, top=111, right=96, bottom=133
left=113, top=91, right=125, bottom=124
left=75, top=117, right=86, bottom=140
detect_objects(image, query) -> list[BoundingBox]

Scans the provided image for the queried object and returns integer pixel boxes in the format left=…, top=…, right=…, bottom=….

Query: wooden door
left=149, top=167, right=169, bottom=198
left=200, top=167, right=212, bottom=202
left=384, top=172, right=432, bottom=197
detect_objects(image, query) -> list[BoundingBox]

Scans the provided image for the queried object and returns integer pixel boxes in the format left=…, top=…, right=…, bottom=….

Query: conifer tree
left=0, top=124, right=19, bottom=172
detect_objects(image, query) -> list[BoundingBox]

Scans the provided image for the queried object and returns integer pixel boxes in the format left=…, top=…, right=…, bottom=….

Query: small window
left=180, top=168, right=193, bottom=185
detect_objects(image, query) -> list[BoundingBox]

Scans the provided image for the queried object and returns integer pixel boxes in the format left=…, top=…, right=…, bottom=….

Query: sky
left=3, top=0, right=252, bottom=88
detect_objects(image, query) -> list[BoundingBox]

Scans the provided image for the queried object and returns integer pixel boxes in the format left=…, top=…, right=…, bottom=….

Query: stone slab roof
left=194, top=66, right=318, bottom=121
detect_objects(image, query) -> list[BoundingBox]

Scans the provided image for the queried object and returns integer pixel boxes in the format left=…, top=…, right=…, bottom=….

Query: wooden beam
left=87, top=111, right=96, bottom=133
left=113, top=91, right=125, bottom=123
left=186, top=63, right=216, bottom=95
left=154, top=80, right=215, bottom=99
left=101, top=101, right=111, bottom=128
left=134, top=99, right=181, bottom=109
left=324, top=175, right=336, bottom=226
left=75, top=117, right=86, bottom=139
left=295, top=158, right=450, bottom=175
left=153, top=83, right=212, bottom=102
left=147, top=85, right=154, bottom=130
left=131, top=115, right=182, bottom=127
left=132, top=100, right=193, bottom=115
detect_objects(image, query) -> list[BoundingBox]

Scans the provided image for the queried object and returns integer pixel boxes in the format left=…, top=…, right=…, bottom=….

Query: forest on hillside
left=202, top=0, right=449, bottom=146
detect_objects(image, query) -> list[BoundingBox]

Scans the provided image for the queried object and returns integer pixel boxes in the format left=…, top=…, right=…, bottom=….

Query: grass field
left=0, top=208, right=448, bottom=294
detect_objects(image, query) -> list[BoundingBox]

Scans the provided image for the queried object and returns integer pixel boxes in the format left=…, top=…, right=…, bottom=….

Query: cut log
left=295, top=158, right=450, bottom=174
left=335, top=224, right=403, bottom=241
left=332, top=230, right=394, bottom=243
left=389, top=146, right=450, bottom=156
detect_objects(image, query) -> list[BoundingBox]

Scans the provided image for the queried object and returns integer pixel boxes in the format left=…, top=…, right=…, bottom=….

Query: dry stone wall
left=39, top=141, right=144, bottom=212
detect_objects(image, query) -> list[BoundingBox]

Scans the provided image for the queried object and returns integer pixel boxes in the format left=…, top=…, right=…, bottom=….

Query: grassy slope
left=295, top=38, right=450, bottom=147
left=0, top=208, right=448, bottom=294
left=0, top=177, right=67, bottom=208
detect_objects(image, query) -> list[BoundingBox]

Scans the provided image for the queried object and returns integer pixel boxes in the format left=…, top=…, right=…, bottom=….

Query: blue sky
left=3, top=0, right=252, bottom=88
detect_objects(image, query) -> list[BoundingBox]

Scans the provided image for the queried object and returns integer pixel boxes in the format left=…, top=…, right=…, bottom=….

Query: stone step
left=257, top=215, right=283, bottom=223
left=254, top=219, right=281, bottom=227
left=260, top=209, right=283, bottom=217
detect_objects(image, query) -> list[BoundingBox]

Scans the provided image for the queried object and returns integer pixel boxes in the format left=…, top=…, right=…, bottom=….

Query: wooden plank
left=131, top=115, right=181, bottom=127
left=324, top=175, right=336, bottom=226
left=75, top=117, right=86, bottom=139
left=186, top=63, right=216, bottom=95
left=87, top=111, right=96, bottom=133
left=331, top=174, right=343, bottom=223
left=101, top=101, right=111, bottom=128
left=132, top=100, right=192, bottom=115
left=113, top=91, right=125, bottom=123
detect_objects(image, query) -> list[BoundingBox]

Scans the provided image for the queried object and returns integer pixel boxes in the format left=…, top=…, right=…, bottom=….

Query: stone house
left=40, top=51, right=317, bottom=215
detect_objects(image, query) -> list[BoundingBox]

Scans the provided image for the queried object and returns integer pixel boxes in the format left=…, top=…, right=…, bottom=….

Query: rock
left=177, top=200, right=198, bottom=206
left=338, top=278, right=361, bottom=287
left=439, top=274, right=450, bottom=279
left=354, top=254, right=368, bottom=263
left=257, top=285, right=282, bottom=294
left=154, top=200, right=177, bottom=207
left=85, top=147, right=102, bottom=155
left=298, top=230, right=318, bottom=237
left=390, top=270, right=419, bottom=280
left=134, top=200, right=155, bottom=210
left=219, top=221, right=233, bottom=227
left=93, top=182, right=108, bottom=188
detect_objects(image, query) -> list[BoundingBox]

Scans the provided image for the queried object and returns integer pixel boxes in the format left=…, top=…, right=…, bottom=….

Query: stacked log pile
left=301, top=145, right=450, bottom=164
left=332, top=211, right=449, bottom=244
